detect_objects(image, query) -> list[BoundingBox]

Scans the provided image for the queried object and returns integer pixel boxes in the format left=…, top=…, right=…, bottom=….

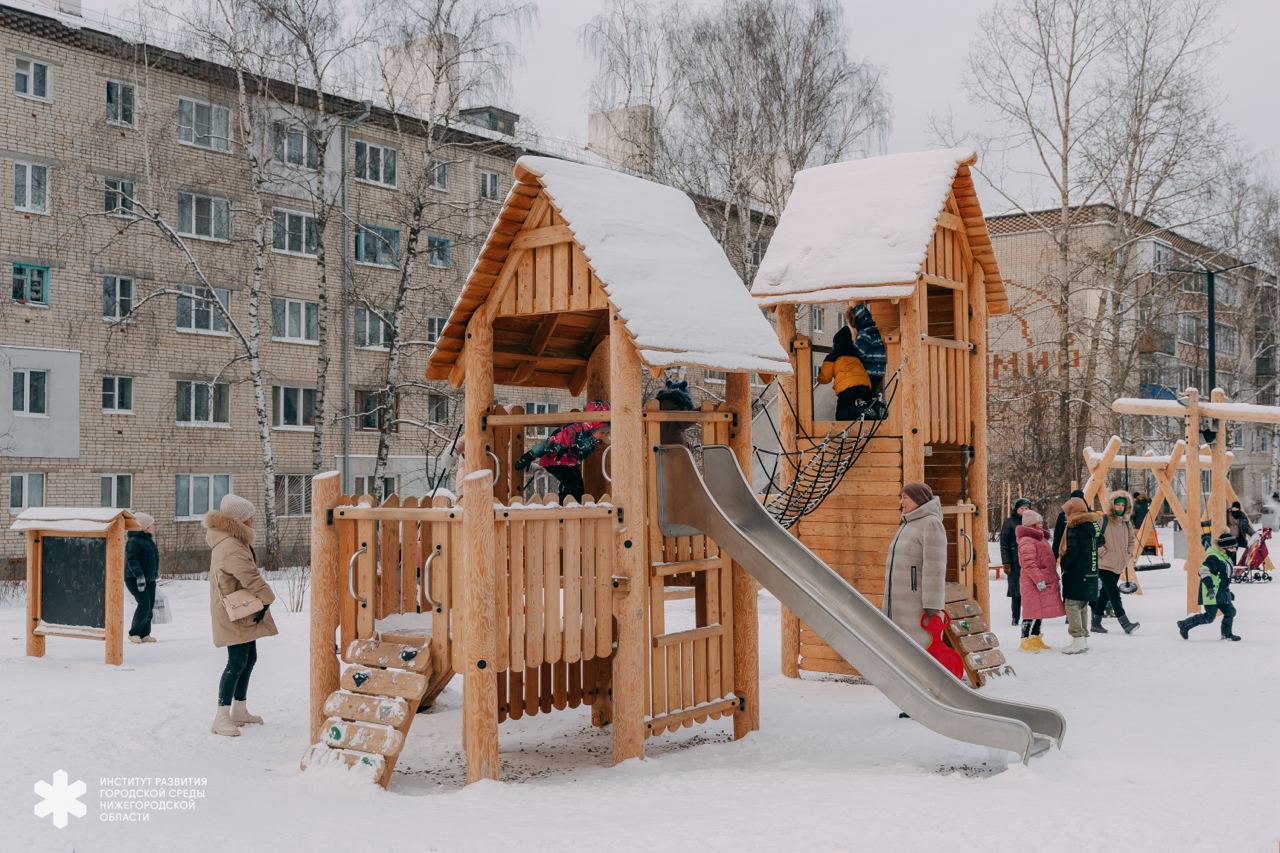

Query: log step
left=946, top=615, right=989, bottom=637
left=341, top=665, right=428, bottom=701
left=320, top=717, right=405, bottom=756
left=322, top=690, right=411, bottom=727
left=954, top=632, right=999, bottom=653
left=966, top=649, right=1006, bottom=670
left=944, top=600, right=980, bottom=619
left=300, top=743, right=386, bottom=780
left=972, top=664, right=1015, bottom=687
left=345, top=638, right=433, bottom=674
left=945, top=582, right=970, bottom=603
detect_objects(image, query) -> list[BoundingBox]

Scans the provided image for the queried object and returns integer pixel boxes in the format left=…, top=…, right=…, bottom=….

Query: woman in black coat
left=998, top=498, right=1032, bottom=625
left=125, top=512, right=160, bottom=642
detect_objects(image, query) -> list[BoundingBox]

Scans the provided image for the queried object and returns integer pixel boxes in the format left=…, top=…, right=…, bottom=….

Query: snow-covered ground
left=2, top=541, right=1277, bottom=853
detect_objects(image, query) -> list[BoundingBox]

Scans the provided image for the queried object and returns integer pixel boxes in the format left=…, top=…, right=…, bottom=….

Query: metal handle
left=419, top=543, right=442, bottom=612
left=601, top=444, right=613, bottom=483
left=959, top=531, right=975, bottom=570
left=347, top=544, right=367, bottom=609
left=487, top=450, right=501, bottom=480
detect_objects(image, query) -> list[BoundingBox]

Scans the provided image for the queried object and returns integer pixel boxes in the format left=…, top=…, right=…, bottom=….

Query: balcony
left=1256, top=356, right=1275, bottom=378
left=1138, top=328, right=1175, bottom=356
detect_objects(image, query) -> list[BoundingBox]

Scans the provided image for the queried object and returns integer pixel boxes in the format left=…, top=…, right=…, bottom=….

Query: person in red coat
left=1015, top=509, right=1066, bottom=652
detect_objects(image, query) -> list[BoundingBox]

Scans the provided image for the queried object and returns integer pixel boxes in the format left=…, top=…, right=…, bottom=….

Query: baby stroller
left=1234, top=528, right=1274, bottom=584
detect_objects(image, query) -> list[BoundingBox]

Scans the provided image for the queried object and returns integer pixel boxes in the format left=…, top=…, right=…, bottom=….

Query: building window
left=354, top=389, right=395, bottom=431
left=176, top=285, right=230, bottom=334
left=354, top=224, right=399, bottom=266
left=750, top=237, right=768, bottom=267
left=271, top=297, right=318, bottom=343
left=1217, top=323, right=1239, bottom=357
left=426, top=235, right=451, bottom=268
left=271, top=385, right=316, bottom=429
left=526, top=401, right=559, bottom=437
left=177, top=191, right=231, bottom=241
left=104, top=178, right=136, bottom=216
left=354, top=140, right=396, bottom=187
left=1151, top=239, right=1173, bottom=274
left=12, top=369, right=47, bottom=415
left=178, top=97, right=230, bottom=152
left=106, top=80, right=134, bottom=126
left=100, top=473, right=132, bottom=508
left=102, top=376, right=133, bottom=412
left=425, top=315, right=447, bottom=344
left=1178, top=314, right=1202, bottom=346
left=272, top=208, right=318, bottom=256
left=811, top=306, right=825, bottom=333
left=479, top=170, right=500, bottom=200
left=12, top=264, right=49, bottom=305
left=705, top=369, right=726, bottom=384
left=273, top=123, right=318, bottom=169
left=15, top=57, right=50, bottom=100
left=13, top=162, right=49, bottom=213
left=175, top=473, right=231, bottom=519
left=275, top=474, right=312, bottom=517
left=427, top=392, right=449, bottom=423
left=103, top=275, right=134, bottom=319
left=428, top=159, right=448, bottom=190
left=176, top=380, right=230, bottom=426
left=354, top=306, right=392, bottom=349
left=354, top=475, right=396, bottom=498
left=10, top=472, right=44, bottom=511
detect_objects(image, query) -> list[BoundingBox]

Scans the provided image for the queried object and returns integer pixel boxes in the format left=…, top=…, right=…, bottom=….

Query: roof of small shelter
left=750, top=148, right=1009, bottom=314
left=9, top=507, right=139, bottom=533
left=426, top=156, right=791, bottom=384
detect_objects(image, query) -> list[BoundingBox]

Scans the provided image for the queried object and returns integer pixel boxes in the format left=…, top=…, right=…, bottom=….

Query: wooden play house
left=305, top=156, right=790, bottom=785
left=750, top=148, right=1012, bottom=686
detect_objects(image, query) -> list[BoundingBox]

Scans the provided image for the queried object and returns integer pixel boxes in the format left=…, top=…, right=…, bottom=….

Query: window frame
left=14, top=56, right=50, bottom=101
left=102, top=375, right=134, bottom=414
left=479, top=170, right=500, bottom=200
left=274, top=473, right=314, bottom=517
left=354, top=223, right=400, bottom=267
left=271, top=296, right=319, bottom=344
left=427, top=159, right=448, bottom=191
left=175, top=379, right=231, bottom=427
left=177, top=96, right=231, bottom=153
left=426, top=392, right=449, bottom=424
left=10, top=472, right=45, bottom=512
left=102, top=274, right=134, bottom=321
left=272, top=122, right=319, bottom=170
left=354, top=474, right=396, bottom=498
left=426, top=235, right=452, bottom=269
left=353, top=306, right=392, bottom=350
left=12, top=368, right=48, bottom=416
left=271, top=207, right=319, bottom=257
left=354, top=388, right=397, bottom=432
left=425, top=315, right=447, bottom=344
left=174, top=473, right=232, bottom=520
left=353, top=139, right=397, bottom=188
left=104, top=177, right=136, bottom=217
left=100, top=473, right=133, bottom=509
left=177, top=190, right=232, bottom=242
left=12, top=263, right=50, bottom=306
left=106, top=79, right=135, bottom=127
left=13, top=161, right=50, bottom=214
left=271, top=385, right=316, bottom=430
left=175, top=284, right=231, bottom=335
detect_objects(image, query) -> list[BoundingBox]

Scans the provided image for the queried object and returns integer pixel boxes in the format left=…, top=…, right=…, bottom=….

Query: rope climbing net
left=754, top=367, right=901, bottom=530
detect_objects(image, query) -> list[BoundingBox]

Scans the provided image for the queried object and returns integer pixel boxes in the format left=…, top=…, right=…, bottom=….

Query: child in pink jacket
left=1015, top=509, right=1067, bottom=651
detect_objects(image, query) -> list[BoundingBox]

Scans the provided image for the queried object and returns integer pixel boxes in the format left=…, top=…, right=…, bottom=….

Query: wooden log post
left=104, top=520, right=124, bottom=666
left=585, top=334, right=613, bottom=728
left=25, top=530, right=43, bottom=657
left=1184, top=389, right=1203, bottom=615
left=900, top=285, right=926, bottom=483
left=310, top=471, right=344, bottom=738
left=726, top=371, right=759, bottom=738
left=463, top=315, right=499, bottom=783
left=1082, top=436, right=1122, bottom=508
left=774, top=304, right=801, bottom=678
left=966, top=265, right=992, bottom=616
left=608, top=309, right=646, bottom=764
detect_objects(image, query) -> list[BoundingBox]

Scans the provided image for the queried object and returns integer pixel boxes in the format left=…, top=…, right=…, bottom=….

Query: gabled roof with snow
left=10, top=507, right=139, bottom=533
left=427, top=156, right=791, bottom=380
left=750, top=148, right=1009, bottom=313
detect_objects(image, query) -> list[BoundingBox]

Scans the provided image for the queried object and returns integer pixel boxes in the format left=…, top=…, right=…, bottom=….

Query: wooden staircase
left=302, top=635, right=450, bottom=787
left=943, top=583, right=1013, bottom=687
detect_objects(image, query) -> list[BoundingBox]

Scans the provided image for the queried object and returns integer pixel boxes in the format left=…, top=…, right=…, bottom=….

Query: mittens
left=514, top=452, right=535, bottom=471
left=252, top=605, right=268, bottom=624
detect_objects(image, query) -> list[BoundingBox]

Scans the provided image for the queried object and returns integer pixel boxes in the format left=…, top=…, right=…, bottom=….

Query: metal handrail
left=601, top=445, right=613, bottom=483
left=959, top=530, right=976, bottom=570
left=486, top=450, right=501, bottom=481
left=347, top=544, right=367, bottom=609
left=418, top=544, right=442, bottom=613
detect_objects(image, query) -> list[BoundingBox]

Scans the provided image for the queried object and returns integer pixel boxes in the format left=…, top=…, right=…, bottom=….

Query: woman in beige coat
left=206, top=494, right=278, bottom=737
left=882, top=481, right=948, bottom=649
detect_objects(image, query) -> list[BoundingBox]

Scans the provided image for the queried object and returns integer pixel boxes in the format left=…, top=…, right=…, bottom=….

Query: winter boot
left=141, top=635, right=157, bottom=643
left=1119, top=616, right=1140, bottom=634
left=212, top=705, right=241, bottom=737
left=1090, top=616, right=1108, bottom=634
left=129, top=635, right=143, bottom=644
left=1222, top=633, right=1242, bottom=642
left=1032, top=635, right=1052, bottom=651
left=1177, top=619, right=1191, bottom=640
left=230, top=700, right=263, bottom=725
left=1063, top=637, right=1089, bottom=654
left=1019, top=637, right=1039, bottom=653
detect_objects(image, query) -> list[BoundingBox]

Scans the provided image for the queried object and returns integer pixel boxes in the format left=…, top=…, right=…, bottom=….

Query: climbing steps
left=302, top=636, right=436, bottom=787
left=943, top=583, right=1013, bottom=687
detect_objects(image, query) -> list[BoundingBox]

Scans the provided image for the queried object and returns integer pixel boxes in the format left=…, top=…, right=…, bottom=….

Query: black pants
left=835, top=387, right=874, bottom=421
left=1183, top=601, right=1236, bottom=637
left=545, top=465, right=585, bottom=504
left=126, top=577, right=155, bottom=638
left=1090, top=570, right=1127, bottom=621
left=1011, top=595, right=1021, bottom=623
left=218, top=641, right=257, bottom=706
left=1021, top=618, right=1042, bottom=637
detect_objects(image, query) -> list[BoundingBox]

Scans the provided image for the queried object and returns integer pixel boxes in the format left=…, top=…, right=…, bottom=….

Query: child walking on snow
left=1177, top=532, right=1242, bottom=642
left=1058, top=496, right=1102, bottom=654
left=1015, top=510, right=1065, bottom=651
left=515, top=401, right=610, bottom=504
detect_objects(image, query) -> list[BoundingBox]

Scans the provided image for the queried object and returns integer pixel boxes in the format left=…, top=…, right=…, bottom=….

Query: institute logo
left=34, top=770, right=87, bottom=829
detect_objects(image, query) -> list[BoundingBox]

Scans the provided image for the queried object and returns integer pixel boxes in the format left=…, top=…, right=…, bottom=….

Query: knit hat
left=655, top=379, right=695, bottom=411
left=132, top=511, right=155, bottom=530
left=220, top=494, right=255, bottom=522
left=901, top=482, right=934, bottom=507
left=1022, top=509, right=1043, bottom=527
left=1013, top=497, right=1032, bottom=512
left=1070, top=489, right=1085, bottom=499
left=1062, top=496, right=1089, bottom=518
left=1216, top=531, right=1237, bottom=549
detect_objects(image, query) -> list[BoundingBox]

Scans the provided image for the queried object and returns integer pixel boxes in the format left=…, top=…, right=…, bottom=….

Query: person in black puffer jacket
left=1058, top=496, right=1102, bottom=655
left=998, top=498, right=1032, bottom=626
left=125, top=512, right=161, bottom=643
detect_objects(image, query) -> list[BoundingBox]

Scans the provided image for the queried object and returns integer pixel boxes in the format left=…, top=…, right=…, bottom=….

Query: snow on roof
left=751, top=148, right=1005, bottom=309
left=517, top=156, right=791, bottom=375
left=10, top=507, right=137, bottom=532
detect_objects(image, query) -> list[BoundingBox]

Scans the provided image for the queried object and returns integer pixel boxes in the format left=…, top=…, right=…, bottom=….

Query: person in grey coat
left=882, top=481, right=948, bottom=650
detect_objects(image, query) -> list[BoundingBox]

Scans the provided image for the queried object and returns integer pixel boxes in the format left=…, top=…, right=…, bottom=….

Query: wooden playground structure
left=750, top=149, right=1013, bottom=687
left=304, top=156, right=789, bottom=784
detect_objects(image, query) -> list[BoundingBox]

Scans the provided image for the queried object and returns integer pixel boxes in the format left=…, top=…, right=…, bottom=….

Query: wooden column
left=966, top=266, right=991, bottom=616
left=900, top=285, right=926, bottom=483
left=773, top=304, right=800, bottom=678
left=585, top=334, right=613, bottom=728
left=608, top=309, right=646, bottom=764
left=1209, top=388, right=1230, bottom=538
left=25, top=530, right=43, bottom=657
left=105, top=521, right=125, bottom=666
left=726, top=371, right=759, bottom=738
left=1184, top=388, right=1203, bottom=614
left=309, top=470, right=343, bottom=738
left=462, top=316, right=499, bottom=782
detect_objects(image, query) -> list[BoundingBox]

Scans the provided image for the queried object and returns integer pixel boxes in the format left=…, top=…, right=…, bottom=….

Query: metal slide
left=655, top=445, right=1066, bottom=763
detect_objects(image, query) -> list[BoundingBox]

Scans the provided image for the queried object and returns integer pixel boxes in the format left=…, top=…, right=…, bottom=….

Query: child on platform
left=1177, top=532, right=1242, bottom=642
left=515, top=400, right=609, bottom=504
left=817, top=304, right=887, bottom=421
left=1015, top=510, right=1065, bottom=651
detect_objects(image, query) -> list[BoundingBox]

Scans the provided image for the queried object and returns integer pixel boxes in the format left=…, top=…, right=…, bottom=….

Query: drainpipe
left=341, top=100, right=372, bottom=492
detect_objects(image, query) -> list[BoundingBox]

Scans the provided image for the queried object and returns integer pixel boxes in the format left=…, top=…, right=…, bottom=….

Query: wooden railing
left=922, top=336, right=972, bottom=445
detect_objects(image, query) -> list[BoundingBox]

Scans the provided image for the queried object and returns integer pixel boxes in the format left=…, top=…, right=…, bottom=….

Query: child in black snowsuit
left=1177, top=532, right=1241, bottom=641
